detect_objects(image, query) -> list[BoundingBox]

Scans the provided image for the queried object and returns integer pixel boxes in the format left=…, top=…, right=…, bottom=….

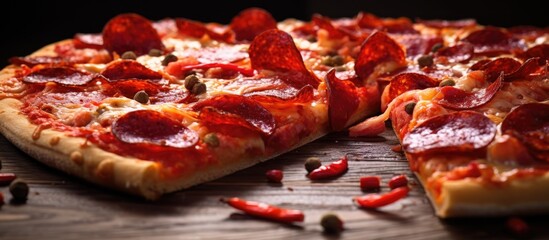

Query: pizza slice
left=349, top=19, right=549, bottom=217
left=0, top=9, right=380, bottom=199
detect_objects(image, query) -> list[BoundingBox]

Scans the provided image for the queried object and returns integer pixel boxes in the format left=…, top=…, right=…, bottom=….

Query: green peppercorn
left=121, top=51, right=137, bottom=60
left=9, top=180, right=29, bottom=201
left=306, top=35, right=317, bottom=42
left=184, top=75, right=200, bottom=91
left=321, top=55, right=345, bottom=67
left=161, top=54, right=178, bottom=66
left=439, top=79, right=456, bottom=87
left=320, top=213, right=344, bottom=234
left=133, top=90, right=149, bottom=104
left=431, top=43, right=443, bottom=53
left=404, top=102, right=416, bottom=115
left=304, top=157, right=322, bottom=173
left=191, top=82, right=207, bottom=95
left=148, top=48, right=162, bottom=57
left=417, top=54, right=434, bottom=68
left=203, top=133, right=220, bottom=147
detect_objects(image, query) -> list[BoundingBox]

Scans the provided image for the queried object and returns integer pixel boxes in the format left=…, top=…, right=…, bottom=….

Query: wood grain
left=0, top=127, right=547, bottom=240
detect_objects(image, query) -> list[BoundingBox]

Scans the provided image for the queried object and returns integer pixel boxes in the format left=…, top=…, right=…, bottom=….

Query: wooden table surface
left=0, top=126, right=547, bottom=240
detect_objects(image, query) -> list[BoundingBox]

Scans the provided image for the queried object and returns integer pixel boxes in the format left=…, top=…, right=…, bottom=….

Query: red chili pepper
left=0, top=173, right=17, bottom=186
left=179, top=63, right=255, bottom=77
left=221, top=197, right=304, bottom=223
left=353, top=186, right=409, bottom=208
left=265, top=169, right=283, bottom=183
left=360, top=176, right=381, bottom=190
left=388, top=175, right=408, bottom=189
left=307, top=155, right=348, bottom=180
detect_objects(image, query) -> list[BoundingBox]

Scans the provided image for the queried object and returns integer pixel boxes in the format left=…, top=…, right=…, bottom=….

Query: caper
left=306, top=35, right=317, bottom=42
left=161, top=54, right=178, bottom=66
left=439, top=79, right=456, bottom=87
left=133, top=90, right=149, bottom=104
left=321, top=55, right=345, bottom=67
left=304, top=157, right=322, bottom=173
left=148, top=48, right=162, bottom=57
left=191, top=82, right=207, bottom=95
left=121, top=51, right=137, bottom=60
left=203, top=133, right=220, bottom=147
left=431, top=43, right=443, bottom=53
left=320, top=213, right=344, bottom=234
left=9, top=180, right=29, bottom=201
left=417, top=54, right=434, bottom=68
left=404, top=102, right=416, bottom=115
left=184, top=75, right=200, bottom=91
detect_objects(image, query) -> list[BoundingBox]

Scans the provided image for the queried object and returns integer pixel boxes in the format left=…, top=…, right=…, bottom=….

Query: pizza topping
left=307, top=155, right=348, bottom=180
left=437, top=72, right=503, bottom=110
left=355, top=31, right=406, bottom=80
left=518, top=44, right=549, bottom=63
left=265, top=169, right=283, bottom=183
left=404, top=102, right=416, bottom=115
left=133, top=90, right=149, bottom=104
left=175, top=18, right=232, bottom=42
left=220, top=197, right=304, bottom=223
left=418, top=19, right=477, bottom=29
left=9, top=56, right=83, bottom=68
left=304, top=157, right=322, bottom=173
left=161, top=54, right=178, bottom=66
left=505, top=57, right=546, bottom=81
left=229, top=7, right=278, bottom=42
left=388, top=175, right=408, bottom=189
left=73, top=33, right=104, bottom=50
left=320, top=213, right=344, bottom=234
left=168, top=63, right=254, bottom=79
left=101, top=60, right=163, bottom=81
left=120, top=51, right=137, bottom=60
left=184, top=75, right=200, bottom=90
left=112, top=110, right=199, bottom=148
left=471, top=57, right=522, bottom=82
left=353, top=186, right=409, bottom=208
left=402, top=111, right=497, bottom=154
left=487, top=134, right=535, bottom=166
left=359, top=176, right=381, bottom=191
left=325, top=69, right=360, bottom=131
left=102, top=13, right=164, bottom=55
left=22, top=67, right=95, bottom=86
left=203, top=133, right=220, bottom=147
left=191, top=82, right=207, bottom=95
left=462, top=27, right=514, bottom=56
left=388, top=72, right=438, bottom=101
left=501, top=103, right=549, bottom=160
left=434, top=43, right=474, bottom=64
left=193, top=95, right=276, bottom=136
left=417, top=54, right=434, bottom=68
left=249, top=29, right=319, bottom=89
left=148, top=48, right=163, bottom=57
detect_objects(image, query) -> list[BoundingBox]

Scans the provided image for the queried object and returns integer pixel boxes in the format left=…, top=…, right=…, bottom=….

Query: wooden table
left=0, top=127, right=547, bottom=239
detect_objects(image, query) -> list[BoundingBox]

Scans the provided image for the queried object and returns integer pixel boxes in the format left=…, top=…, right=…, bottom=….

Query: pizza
left=0, top=8, right=380, bottom=200
left=0, top=8, right=547, bottom=219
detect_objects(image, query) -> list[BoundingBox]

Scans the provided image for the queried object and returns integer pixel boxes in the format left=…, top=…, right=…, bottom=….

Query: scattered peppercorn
left=304, top=157, right=322, bottom=173
left=265, top=169, right=283, bottom=183
left=431, top=43, right=443, bottom=53
left=191, top=82, right=207, bottom=95
left=161, top=54, right=178, bottom=66
left=9, top=180, right=29, bottom=201
left=203, top=133, right=220, bottom=147
left=320, top=213, right=344, bottom=234
left=404, top=102, right=416, bottom=115
left=184, top=75, right=200, bottom=91
left=417, top=54, right=434, bottom=68
left=148, top=48, right=162, bottom=57
left=120, top=51, right=137, bottom=60
left=133, top=90, right=149, bottom=104
left=439, top=79, right=456, bottom=87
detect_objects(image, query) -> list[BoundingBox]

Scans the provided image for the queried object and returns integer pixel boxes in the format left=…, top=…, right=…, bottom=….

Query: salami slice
left=435, top=43, right=474, bottom=64
left=505, top=57, right=545, bottom=81
left=73, top=33, right=103, bottom=50
left=402, top=111, right=496, bottom=154
left=388, top=72, right=438, bottom=101
left=437, top=72, right=503, bottom=110
left=23, top=67, right=96, bottom=86
left=517, top=44, right=549, bottom=63
left=229, top=7, right=278, bottom=42
left=112, top=110, right=198, bottom=148
left=249, top=29, right=319, bottom=88
left=101, top=60, right=162, bottom=81
left=102, top=13, right=164, bottom=55
left=355, top=31, right=406, bottom=80
left=501, top=103, right=549, bottom=156
left=325, top=69, right=360, bottom=131
left=472, top=57, right=522, bottom=82
left=462, top=27, right=514, bottom=56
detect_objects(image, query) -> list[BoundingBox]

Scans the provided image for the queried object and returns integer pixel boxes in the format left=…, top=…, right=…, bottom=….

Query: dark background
left=1, top=0, right=546, bottom=65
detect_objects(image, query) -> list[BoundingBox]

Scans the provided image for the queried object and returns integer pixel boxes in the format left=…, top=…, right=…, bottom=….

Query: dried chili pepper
left=220, top=197, right=304, bottom=223
left=353, top=186, right=409, bottom=208
left=307, top=155, right=348, bottom=180
left=388, top=175, right=408, bottom=189
left=265, top=169, right=283, bottom=183
left=360, top=176, right=381, bottom=191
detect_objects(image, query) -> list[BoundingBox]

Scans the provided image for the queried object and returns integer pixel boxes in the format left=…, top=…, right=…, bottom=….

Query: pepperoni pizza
left=0, top=8, right=548, bottom=219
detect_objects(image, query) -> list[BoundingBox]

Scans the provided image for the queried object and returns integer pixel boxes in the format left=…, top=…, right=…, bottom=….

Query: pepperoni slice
left=435, top=43, right=474, bottom=64
left=247, top=85, right=314, bottom=103
left=388, top=72, right=438, bottom=101
left=518, top=44, right=549, bottom=63
left=9, top=56, right=84, bottom=67
left=249, top=29, right=319, bottom=88
left=73, top=33, right=103, bottom=50
left=110, top=79, right=160, bottom=98
left=101, top=60, right=162, bottom=81
left=229, top=7, right=278, bottom=42
left=325, top=69, right=360, bottom=131
left=397, top=35, right=443, bottom=58
left=417, top=19, right=477, bottom=29
left=175, top=18, right=232, bottom=42
left=501, top=103, right=549, bottom=156
left=112, top=110, right=198, bottom=148
left=192, top=95, right=275, bottom=136
left=437, top=72, right=503, bottom=110
left=23, top=67, right=95, bottom=86
left=472, top=57, right=522, bottom=82
left=505, top=57, right=545, bottom=81
left=355, top=31, right=406, bottom=80
left=102, top=13, right=164, bottom=55
left=402, top=111, right=496, bottom=154
left=462, top=27, right=513, bottom=56
left=312, top=14, right=347, bottom=39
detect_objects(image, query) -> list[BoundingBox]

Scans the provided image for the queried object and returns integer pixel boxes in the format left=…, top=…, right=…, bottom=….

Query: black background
left=1, top=0, right=546, bottom=65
